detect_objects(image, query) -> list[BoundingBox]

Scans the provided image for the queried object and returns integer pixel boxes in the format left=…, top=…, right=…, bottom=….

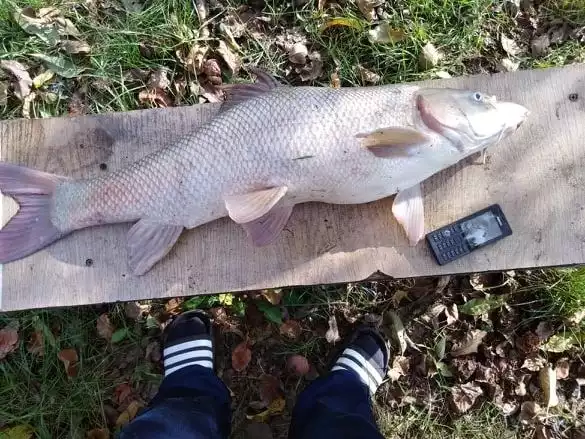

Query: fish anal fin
left=242, top=204, right=294, bottom=246
left=357, top=127, right=430, bottom=158
left=224, top=186, right=288, bottom=224
left=127, top=219, right=184, bottom=275
left=392, top=184, right=425, bottom=245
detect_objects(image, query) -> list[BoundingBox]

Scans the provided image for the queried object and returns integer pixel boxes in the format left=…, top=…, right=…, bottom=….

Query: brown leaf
left=138, top=88, right=173, bottom=108
left=27, top=330, right=44, bottom=356
left=519, top=401, right=542, bottom=425
left=22, top=91, right=36, bottom=119
left=325, top=315, right=341, bottom=344
left=124, top=302, right=146, bottom=320
left=555, top=358, right=570, bottom=380
left=232, top=340, right=252, bottom=372
left=330, top=71, right=341, bottom=89
left=0, top=324, right=20, bottom=360
left=451, top=330, right=487, bottom=357
left=97, top=314, right=114, bottom=341
left=299, top=52, right=323, bottom=82
left=260, top=374, right=283, bottom=406
left=287, top=354, right=310, bottom=376
left=449, top=382, right=483, bottom=414
left=261, top=289, right=283, bottom=305
left=515, top=331, right=540, bottom=355
left=217, top=40, right=242, bottom=76
left=57, top=348, right=79, bottom=377
left=147, top=68, right=170, bottom=90
left=444, top=304, right=459, bottom=326
left=68, top=89, right=87, bottom=116
left=61, top=40, right=91, bottom=54
left=279, top=320, right=302, bottom=339
left=419, top=43, right=443, bottom=70
left=452, top=357, right=479, bottom=381
left=474, top=365, right=495, bottom=384
left=287, top=42, right=308, bottom=65
left=86, top=428, right=110, bottom=439
left=145, top=341, right=161, bottom=363
left=182, top=44, right=208, bottom=75
left=200, top=82, right=224, bottom=103
left=356, top=0, right=380, bottom=20
left=392, top=290, right=409, bottom=307
left=0, top=60, right=32, bottom=100
left=115, top=400, right=143, bottom=428
left=355, top=65, right=380, bottom=84
left=114, top=383, right=133, bottom=405
left=501, top=34, right=521, bottom=57
left=246, top=397, right=285, bottom=423
left=388, top=355, right=410, bottom=382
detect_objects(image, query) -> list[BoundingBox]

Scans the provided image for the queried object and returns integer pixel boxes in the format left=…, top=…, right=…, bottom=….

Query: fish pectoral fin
left=242, top=204, right=294, bottom=246
left=357, top=127, right=430, bottom=158
left=392, top=184, right=425, bottom=245
left=224, top=186, right=288, bottom=224
left=220, top=67, right=282, bottom=112
left=127, top=220, right=184, bottom=276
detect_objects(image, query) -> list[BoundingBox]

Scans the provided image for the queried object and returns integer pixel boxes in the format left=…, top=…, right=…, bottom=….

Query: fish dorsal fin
left=220, top=67, right=281, bottom=112
left=357, top=127, right=430, bottom=158
left=224, top=186, right=288, bottom=224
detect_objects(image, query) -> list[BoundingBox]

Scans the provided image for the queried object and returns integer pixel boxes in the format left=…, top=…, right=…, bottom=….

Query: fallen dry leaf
left=497, top=57, right=520, bottom=72
left=261, top=289, right=283, bottom=305
left=519, top=401, right=542, bottom=425
left=61, top=40, right=91, bottom=54
left=531, top=34, right=550, bottom=57
left=568, top=309, right=585, bottom=326
left=279, top=320, right=302, bottom=339
left=97, top=314, right=114, bottom=341
left=542, top=332, right=583, bottom=353
left=535, top=425, right=554, bottom=439
left=86, top=428, right=110, bottom=439
left=288, top=42, right=308, bottom=65
left=114, top=383, right=133, bottom=405
left=22, top=91, right=36, bottom=119
left=232, top=340, right=252, bottom=372
left=31, top=53, right=81, bottom=78
left=246, top=397, right=285, bottom=423
left=260, top=374, right=283, bottom=406
left=124, top=302, right=146, bottom=320
left=330, top=71, right=341, bottom=88
left=522, top=354, right=547, bottom=371
left=388, top=355, right=410, bottom=382
left=299, top=52, right=323, bottom=82
left=147, top=68, right=170, bottom=90
left=452, top=357, right=479, bottom=381
left=451, top=330, right=487, bottom=357
left=27, top=330, right=44, bottom=356
left=501, top=34, right=521, bottom=57
left=356, top=0, right=380, bottom=20
left=32, top=70, right=54, bottom=88
left=287, top=354, right=310, bottom=376
left=516, top=331, right=541, bottom=354
left=217, top=40, right=242, bottom=76
left=115, top=400, right=143, bottom=428
left=388, top=311, right=407, bottom=355
left=0, top=80, right=8, bottom=106
left=419, top=43, right=443, bottom=70
left=182, top=44, right=208, bottom=75
left=368, top=23, right=406, bottom=44
left=0, top=324, right=19, bottom=360
left=57, top=348, right=79, bottom=377
left=449, top=382, right=483, bottom=414
left=138, top=88, right=173, bottom=108
left=459, top=295, right=509, bottom=316
left=0, top=60, right=32, bottom=100
left=13, top=7, right=60, bottom=46
left=68, top=89, right=87, bottom=116
left=325, top=315, right=341, bottom=344
left=444, top=304, right=459, bottom=326
left=355, top=65, right=380, bottom=84
left=320, top=17, right=363, bottom=32
left=535, top=321, right=554, bottom=341
left=392, top=290, right=409, bottom=307
left=145, top=340, right=161, bottom=363
left=539, top=366, right=559, bottom=407
left=555, top=358, right=570, bottom=380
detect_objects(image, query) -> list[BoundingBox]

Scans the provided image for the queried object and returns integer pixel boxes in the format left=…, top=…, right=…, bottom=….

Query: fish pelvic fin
left=0, top=162, right=69, bottom=263
left=127, top=219, right=184, bottom=276
left=242, top=204, right=294, bottom=246
left=357, top=127, right=430, bottom=158
left=392, top=183, right=425, bottom=245
left=224, top=186, right=288, bottom=224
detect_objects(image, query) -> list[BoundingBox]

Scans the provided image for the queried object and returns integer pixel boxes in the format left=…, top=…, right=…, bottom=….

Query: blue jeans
left=119, top=366, right=383, bottom=439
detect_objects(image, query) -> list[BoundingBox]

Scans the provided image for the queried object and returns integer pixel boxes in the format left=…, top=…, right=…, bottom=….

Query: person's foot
left=162, top=310, right=214, bottom=377
left=330, top=325, right=390, bottom=395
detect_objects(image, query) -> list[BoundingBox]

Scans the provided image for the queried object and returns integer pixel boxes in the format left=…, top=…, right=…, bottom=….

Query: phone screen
left=460, top=211, right=504, bottom=249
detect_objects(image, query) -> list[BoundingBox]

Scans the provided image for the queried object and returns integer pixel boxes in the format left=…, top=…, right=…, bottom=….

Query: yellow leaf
left=320, top=17, right=363, bottom=32
left=246, top=397, right=286, bottom=423
left=115, top=401, right=143, bottom=428
left=0, top=425, right=34, bottom=439
left=219, top=293, right=233, bottom=306
left=368, top=23, right=407, bottom=44
left=32, top=70, right=54, bottom=88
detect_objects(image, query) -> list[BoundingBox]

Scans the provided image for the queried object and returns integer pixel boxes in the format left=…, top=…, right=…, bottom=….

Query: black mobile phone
left=426, top=204, right=512, bottom=265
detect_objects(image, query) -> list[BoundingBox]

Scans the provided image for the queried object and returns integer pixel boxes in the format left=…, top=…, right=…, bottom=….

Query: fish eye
left=472, top=92, right=483, bottom=102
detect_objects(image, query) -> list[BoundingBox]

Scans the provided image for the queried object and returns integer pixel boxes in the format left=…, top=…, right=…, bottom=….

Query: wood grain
left=2, top=65, right=585, bottom=310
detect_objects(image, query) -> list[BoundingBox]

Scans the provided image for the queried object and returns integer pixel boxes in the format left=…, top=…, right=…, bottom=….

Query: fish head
left=416, top=88, right=529, bottom=153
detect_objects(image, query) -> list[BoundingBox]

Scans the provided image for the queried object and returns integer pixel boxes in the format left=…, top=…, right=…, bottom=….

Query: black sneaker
left=161, top=310, right=214, bottom=377
left=329, top=325, right=390, bottom=395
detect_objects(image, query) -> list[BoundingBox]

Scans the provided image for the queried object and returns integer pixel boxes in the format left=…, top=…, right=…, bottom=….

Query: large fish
left=0, top=69, right=528, bottom=275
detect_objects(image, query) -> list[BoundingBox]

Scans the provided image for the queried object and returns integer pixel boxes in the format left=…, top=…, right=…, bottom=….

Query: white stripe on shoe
left=165, top=360, right=214, bottom=377
left=332, top=364, right=378, bottom=395
left=163, top=339, right=212, bottom=357
left=164, top=349, right=213, bottom=367
left=343, top=348, right=384, bottom=384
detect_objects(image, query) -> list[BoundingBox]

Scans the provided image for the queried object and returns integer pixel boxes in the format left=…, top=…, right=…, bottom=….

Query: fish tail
left=0, top=162, right=69, bottom=263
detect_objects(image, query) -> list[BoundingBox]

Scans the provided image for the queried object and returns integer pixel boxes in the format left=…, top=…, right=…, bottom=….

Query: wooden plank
left=2, top=65, right=585, bottom=311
